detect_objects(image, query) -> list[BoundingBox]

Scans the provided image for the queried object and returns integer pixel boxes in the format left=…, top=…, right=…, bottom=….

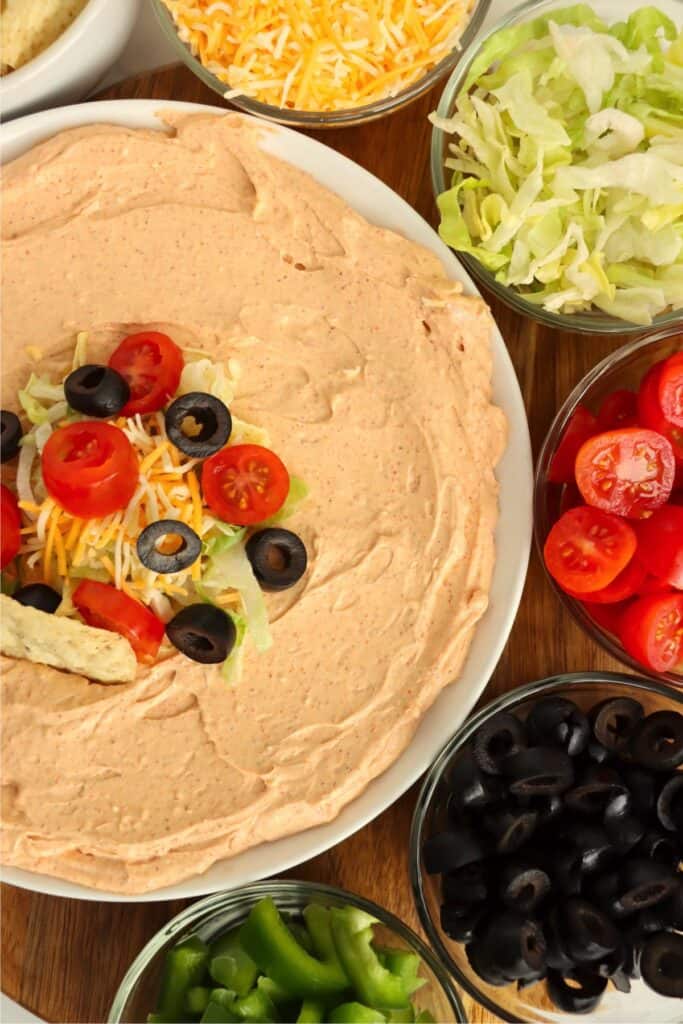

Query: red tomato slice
left=658, top=350, right=683, bottom=428
left=544, top=505, right=637, bottom=595
left=72, top=580, right=164, bottom=662
left=1, top=484, right=21, bottom=569
left=108, top=332, right=184, bottom=416
left=619, top=593, right=683, bottom=674
left=41, top=422, right=138, bottom=519
left=565, top=555, right=647, bottom=604
left=638, top=361, right=683, bottom=463
left=575, top=428, right=675, bottom=519
left=638, top=573, right=674, bottom=597
left=548, top=405, right=598, bottom=484
left=201, top=444, right=289, bottom=526
left=582, top=599, right=630, bottom=637
left=596, top=389, right=638, bottom=432
left=635, top=505, right=683, bottom=589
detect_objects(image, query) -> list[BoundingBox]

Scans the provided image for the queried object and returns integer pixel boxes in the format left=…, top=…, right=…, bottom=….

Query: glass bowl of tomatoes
left=535, top=327, right=682, bottom=685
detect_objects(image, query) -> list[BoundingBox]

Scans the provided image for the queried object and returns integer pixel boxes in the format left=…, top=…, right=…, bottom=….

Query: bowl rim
left=409, top=670, right=683, bottom=1023
left=108, top=878, right=467, bottom=1023
left=149, top=0, right=492, bottom=126
left=533, top=324, right=683, bottom=686
left=0, top=0, right=107, bottom=98
left=428, top=0, right=683, bottom=334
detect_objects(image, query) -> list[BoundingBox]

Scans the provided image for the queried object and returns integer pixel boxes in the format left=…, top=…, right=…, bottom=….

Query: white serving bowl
left=0, top=100, right=532, bottom=901
left=0, top=0, right=140, bottom=121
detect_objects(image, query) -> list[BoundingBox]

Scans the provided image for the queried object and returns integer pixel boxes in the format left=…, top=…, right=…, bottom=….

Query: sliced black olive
left=661, top=881, right=683, bottom=930
left=165, top=392, right=232, bottom=458
left=442, top=861, right=489, bottom=905
left=552, top=848, right=584, bottom=895
left=637, top=905, right=670, bottom=934
left=482, top=806, right=538, bottom=854
left=567, top=822, right=614, bottom=874
left=440, top=903, right=485, bottom=943
left=636, top=830, right=679, bottom=869
left=466, top=940, right=507, bottom=986
left=499, top=863, right=550, bottom=914
left=604, top=791, right=644, bottom=853
left=516, top=969, right=546, bottom=991
left=630, top=710, right=683, bottom=771
left=595, top=943, right=628, bottom=989
left=64, top=364, right=130, bottom=418
left=137, top=520, right=201, bottom=574
left=544, top=907, right=575, bottom=972
left=449, top=750, right=504, bottom=810
left=472, top=711, right=527, bottom=775
left=561, top=899, right=620, bottom=963
left=656, top=774, right=683, bottom=832
left=613, top=859, right=678, bottom=915
left=1, top=410, right=22, bottom=462
left=516, top=793, right=563, bottom=824
left=620, top=764, right=657, bottom=815
left=526, top=696, right=590, bottom=757
left=640, top=932, right=683, bottom=999
left=12, top=582, right=61, bottom=614
left=565, top=765, right=627, bottom=816
left=547, top=968, right=606, bottom=1013
left=503, top=746, right=574, bottom=796
left=592, top=697, right=644, bottom=753
left=246, top=528, right=307, bottom=592
left=166, top=604, right=236, bottom=664
left=423, top=828, right=487, bottom=874
left=585, top=738, right=611, bottom=764
left=475, top=913, right=546, bottom=981
left=588, top=872, right=620, bottom=912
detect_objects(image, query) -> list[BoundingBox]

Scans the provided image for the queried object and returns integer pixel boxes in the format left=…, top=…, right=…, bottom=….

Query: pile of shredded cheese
left=161, top=0, right=475, bottom=111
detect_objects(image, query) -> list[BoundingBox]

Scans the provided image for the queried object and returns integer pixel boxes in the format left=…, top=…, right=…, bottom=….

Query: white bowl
left=0, top=100, right=533, bottom=901
left=0, top=0, right=140, bottom=121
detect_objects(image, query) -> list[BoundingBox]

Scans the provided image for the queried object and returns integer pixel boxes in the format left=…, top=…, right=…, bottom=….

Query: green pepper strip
left=209, top=929, right=258, bottom=999
left=328, top=1002, right=387, bottom=1023
left=185, top=986, right=211, bottom=1016
left=330, top=909, right=410, bottom=1011
left=240, top=897, right=348, bottom=998
left=303, top=905, right=347, bottom=978
left=152, top=935, right=210, bottom=1023
left=296, top=999, right=326, bottom=1023
left=376, top=948, right=427, bottom=997
left=200, top=990, right=240, bottom=1024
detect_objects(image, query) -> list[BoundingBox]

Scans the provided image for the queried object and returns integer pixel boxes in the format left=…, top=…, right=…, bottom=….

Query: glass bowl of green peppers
left=108, top=880, right=466, bottom=1024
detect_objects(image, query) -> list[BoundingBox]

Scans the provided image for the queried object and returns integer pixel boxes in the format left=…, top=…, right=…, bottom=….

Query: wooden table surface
left=1, top=66, right=633, bottom=1024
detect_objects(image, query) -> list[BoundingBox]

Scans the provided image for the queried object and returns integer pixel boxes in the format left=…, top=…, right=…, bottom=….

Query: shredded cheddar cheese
left=161, top=0, right=475, bottom=111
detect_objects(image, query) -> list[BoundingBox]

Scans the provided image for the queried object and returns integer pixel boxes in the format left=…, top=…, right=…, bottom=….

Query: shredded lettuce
left=72, top=331, right=89, bottom=370
left=203, top=525, right=247, bottom=559
left=262, top=475, right=309, bottom=526
left=434, top=5, right=683, bottom=324
left=202, top=542, right=272, bottom=653
left=18, top=374, right=67, bottom=425
left=178, top=356, right=237, bottom=407
left=221, top=610, right=248, bottom=685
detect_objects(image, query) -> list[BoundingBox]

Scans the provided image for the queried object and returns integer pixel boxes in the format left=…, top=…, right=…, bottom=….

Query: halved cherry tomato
left=635, top=505, right=683, bottom=589
left=565, top=554, right=647, bottom=604
left=548, top=405, right=597, bottom=484
left=575, top=427, right=675, bottom=518
left=201, top=444, right=289, bottom=526
left=1, top=484, right=21, bottom=569
left=72, top=580, right=164, bottom=662
left=638, top=361, right=683, bottom=463
left=638, top=573, right=674, bottom=597
left=41, top=422, right=138, bottom=518
left=658, top=350, right=683, bottom=428
left=544, top=505, right=637, bottom=595
left=108, top=332, right=184, bottom=417
left=582, top=599, right=629, bottom=637
left=619, top=593, right=683, bottom=674
left=596, top=389, right=638, bottom=432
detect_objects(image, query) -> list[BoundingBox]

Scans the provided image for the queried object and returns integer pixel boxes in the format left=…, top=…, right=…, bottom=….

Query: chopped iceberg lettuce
left=202, top=542, right=272, bottom=653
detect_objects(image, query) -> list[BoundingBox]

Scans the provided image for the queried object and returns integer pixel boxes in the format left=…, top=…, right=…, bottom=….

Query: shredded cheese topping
left=161, top=0, right=475, bottom=111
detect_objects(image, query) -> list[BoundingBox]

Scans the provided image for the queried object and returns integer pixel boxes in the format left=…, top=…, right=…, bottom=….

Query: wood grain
left=1, top=66, right=630, bottom=1024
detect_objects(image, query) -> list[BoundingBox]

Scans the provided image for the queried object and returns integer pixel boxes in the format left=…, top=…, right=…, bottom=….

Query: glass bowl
left=535, top=325, right=683, bottom=686
left=108, top=879, right=466, bottom=1022
left=410, top=671, right=683, bottom=1023
left=430, top=0, right=683, bottom=334
left=149, top=0, right=492, bottom=128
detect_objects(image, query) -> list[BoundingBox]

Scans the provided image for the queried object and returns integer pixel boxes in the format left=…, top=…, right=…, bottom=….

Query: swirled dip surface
left=1, top=114, right=505, bottom=893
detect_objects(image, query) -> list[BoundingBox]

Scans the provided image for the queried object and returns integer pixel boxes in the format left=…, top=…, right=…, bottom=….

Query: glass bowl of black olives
left=410, top=673, right=683, bottom=1022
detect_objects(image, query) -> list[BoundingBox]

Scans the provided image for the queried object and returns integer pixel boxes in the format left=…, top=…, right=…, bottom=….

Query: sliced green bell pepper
left=152, top=934, right=210, bottom=1023
left=328, top=1002, right=387, bottom=1023
left=200, top=990, right=241, bottom=1024
left=287, top=920, right=314, bottom=954
left=209, top=929, right=259, bottom=998
left=296, top=999, right=326, bottom=1023
left=185, top=986, right=211, bottom=1016
left=303, top=905, right=346, bottom=979
left=230, top=987, right=278, bottom=1023
left=330, top=909, right=410, bottom=1011
left=240, top=897, right=348, bottom=997
left=376, top=949, right=426, bottom=997
left=386, top=1006, right=415, bottom=1023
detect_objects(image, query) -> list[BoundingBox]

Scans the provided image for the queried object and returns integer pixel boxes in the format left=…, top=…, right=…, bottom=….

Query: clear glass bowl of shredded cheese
left=151, top=0, right=492, bottom=126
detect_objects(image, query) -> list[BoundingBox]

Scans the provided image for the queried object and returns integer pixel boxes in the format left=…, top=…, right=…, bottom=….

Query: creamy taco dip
left=0, top=0, right=88, bottom=74
left=1, top=114, right=505, bottom=893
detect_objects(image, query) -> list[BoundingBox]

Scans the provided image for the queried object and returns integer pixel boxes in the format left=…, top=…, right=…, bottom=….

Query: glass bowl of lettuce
left=430, top=0, right=683, bottom=331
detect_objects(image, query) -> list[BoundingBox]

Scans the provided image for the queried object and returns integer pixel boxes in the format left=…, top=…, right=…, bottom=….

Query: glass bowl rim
left=108, top=878, right=467, bottom=1023
left=429, top=0, right=683, bottom=334
left=149, top=0, right=492, bottom=127
left=533, top=324, right=683, bottom=685
left=409, top=670, right=683, bottom=1023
